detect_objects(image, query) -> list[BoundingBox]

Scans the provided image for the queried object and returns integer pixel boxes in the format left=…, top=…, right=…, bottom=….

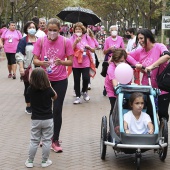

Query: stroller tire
left=159, top=117, right=168, bottom=161
left=100, top=116, right=107, bottom=160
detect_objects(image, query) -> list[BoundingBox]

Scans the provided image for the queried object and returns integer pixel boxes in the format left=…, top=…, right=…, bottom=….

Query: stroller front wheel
left=100, top=116, right=107, bottom=160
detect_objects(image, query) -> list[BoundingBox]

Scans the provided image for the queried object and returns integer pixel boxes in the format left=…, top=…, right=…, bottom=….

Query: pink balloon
left=115, top=63, right=133, bottom=84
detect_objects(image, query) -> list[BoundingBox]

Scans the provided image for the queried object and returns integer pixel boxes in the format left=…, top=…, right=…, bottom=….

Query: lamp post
left=35, top=6, right=38, bottom=16
left=10, top=0, right=15, bottom=21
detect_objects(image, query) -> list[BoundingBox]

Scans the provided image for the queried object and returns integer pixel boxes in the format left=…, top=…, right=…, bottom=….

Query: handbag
left=94, top=52, right=100, bottom=68
left=157, top=62, right=170, bottom=92
left=100, top=51, right=112, bottom=77
left=20, top=57, right=33, bottom=82
left=21, top=65, right=32, bottom=82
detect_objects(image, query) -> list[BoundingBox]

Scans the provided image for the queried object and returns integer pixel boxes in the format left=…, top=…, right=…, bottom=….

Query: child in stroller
left=124, top=92, right=154, bottom=134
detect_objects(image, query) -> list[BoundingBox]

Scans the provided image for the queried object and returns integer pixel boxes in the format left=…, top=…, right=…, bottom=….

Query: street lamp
left=35, top=6, right=38, bottom=16
left=10, top=0, right=15, bottom=21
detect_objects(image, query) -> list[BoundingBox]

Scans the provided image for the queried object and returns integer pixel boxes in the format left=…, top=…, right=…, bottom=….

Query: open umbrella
left=57, top=7, right=101, bottom=25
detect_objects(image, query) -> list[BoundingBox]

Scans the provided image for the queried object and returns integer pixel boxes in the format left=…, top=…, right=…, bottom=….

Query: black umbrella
left=57, top=7, right=101, bottom=25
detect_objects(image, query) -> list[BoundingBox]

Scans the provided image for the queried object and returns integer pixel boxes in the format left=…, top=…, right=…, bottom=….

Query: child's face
left=131, top=97, right=144, bottom=114
left=114, top=56, right=125, bottom=66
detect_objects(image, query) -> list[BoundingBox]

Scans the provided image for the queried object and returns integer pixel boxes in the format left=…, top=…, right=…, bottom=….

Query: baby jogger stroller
left=100, top=70, right=168, bottom=170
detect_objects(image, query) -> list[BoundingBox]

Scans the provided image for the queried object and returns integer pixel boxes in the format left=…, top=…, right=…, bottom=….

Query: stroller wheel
left=100, top=116, right=107, bottom=160
left=135, top=151, right=141, bottom=170
left=159, top=117, right=168, bottom=161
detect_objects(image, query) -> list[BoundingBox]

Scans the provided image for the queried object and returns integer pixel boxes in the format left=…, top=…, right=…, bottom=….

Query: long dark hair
left=136, top=28, right=155, bottom=46
left=29, top=68, right=50, bottom=90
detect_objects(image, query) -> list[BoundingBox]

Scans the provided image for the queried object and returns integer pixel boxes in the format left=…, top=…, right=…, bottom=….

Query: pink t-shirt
left=33, top=35, right=74, bottom=81
left=0, top=27, right=7, bottom=37
left=104, top=36, right=125, bottom=51
left=127, top=43, right=168, bottom=94
left=105, top=62, right=117, bottom=97
left=1, top=29, right=22, bottom=53
left=70, top=34, right=93, bottom=68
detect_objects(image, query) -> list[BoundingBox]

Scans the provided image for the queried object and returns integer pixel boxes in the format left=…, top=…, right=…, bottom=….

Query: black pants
left=6, top=53, right=16, bottom=65
left=72, top=67, right=90, bottom=97
left=24, top=81, right=30, bottom=103
left=51, top=79, right=68, bottom=141
left=109, top=97, right=116, bottom=116
left=147, top=93, right=170, bottom=122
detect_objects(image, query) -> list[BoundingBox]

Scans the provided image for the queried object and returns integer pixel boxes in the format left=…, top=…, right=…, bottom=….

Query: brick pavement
left=0, top=50, right=169, bottom=170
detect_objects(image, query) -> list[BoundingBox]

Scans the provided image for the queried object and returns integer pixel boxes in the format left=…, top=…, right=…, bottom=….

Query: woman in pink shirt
left=0, top=21, right=22, bottom=79
left=127, top=28, right=170, bottom=122
left=33, top=18, right=74, bottom=153
left=70, top=22, right=95, bottom=104
left=105, top=49, right=127, bottom=115
left=103, top=25, right=125, bottom=96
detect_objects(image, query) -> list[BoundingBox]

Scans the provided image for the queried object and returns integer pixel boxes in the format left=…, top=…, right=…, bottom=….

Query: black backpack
left=157, top=61, right=170, bottom=92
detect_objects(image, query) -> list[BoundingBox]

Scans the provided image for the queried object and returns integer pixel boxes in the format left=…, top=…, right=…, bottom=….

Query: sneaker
left=41, top=159, right=52, bottom=168
left=88, top=83, right=91, bottom=90
left=25, top=106, right=32, bottom=114
left=12, top=74, right=16, bottom=79
left=8, top=73, right=12, bottom=78
left=51, top=141, right=63, bottom=153
left=82, top=92, right=90, bottom=101
left=25, top=159, right=33, bottom=168
left=73, top=97, right=82, bottom=104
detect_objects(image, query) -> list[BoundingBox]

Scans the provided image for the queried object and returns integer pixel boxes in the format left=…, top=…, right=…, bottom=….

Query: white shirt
left=126, top=36, right=141, bottom=52
left=35, top=29, right=46, bottom=38
left=124, top=111, right=152, bottom=134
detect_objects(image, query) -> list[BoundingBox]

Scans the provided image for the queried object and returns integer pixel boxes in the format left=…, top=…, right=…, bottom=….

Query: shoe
left=73, top=97, right=82, bottom=104
left=51, top=140, right=63, bottom=152
left=88, top=83, right=91, bottom=90
left=82, top=92, right=90, bottom=101
left=39, top=141, right=43, bottom=147
left=25, top=159, right=33, bottom=168
left=12, top=74, right=16, bottom=79
left=41, top=159, right=52, bottom=168
left=25, top=106, right=32, bottom=114
left=8, top=73, right=12, bottom=78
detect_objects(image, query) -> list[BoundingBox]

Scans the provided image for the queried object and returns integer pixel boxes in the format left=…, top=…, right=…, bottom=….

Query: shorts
left=6, top=53, right=16, bottom=65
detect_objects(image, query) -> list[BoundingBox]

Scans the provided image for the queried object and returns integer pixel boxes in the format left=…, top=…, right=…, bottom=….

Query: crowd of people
left=0, top=16, right=170, bottom=168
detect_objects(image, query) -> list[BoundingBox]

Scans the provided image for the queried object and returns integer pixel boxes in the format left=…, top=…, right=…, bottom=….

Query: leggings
left=72, top=67, right=90, bottom=97
left=50, top=79, right=68, bottom=141
left=109, top=97, right=116, bottom=116
left=6, top=53, right=16, bottom=65
left=24, top=81, right=30, bottom=103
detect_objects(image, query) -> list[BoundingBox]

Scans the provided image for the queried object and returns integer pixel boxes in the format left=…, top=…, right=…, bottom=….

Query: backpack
left=157, top=61, right=170, bottom=92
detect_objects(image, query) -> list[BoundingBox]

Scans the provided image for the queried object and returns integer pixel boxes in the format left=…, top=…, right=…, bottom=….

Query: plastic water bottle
left=44, top=56, right=52, bottom=74
left=83, top=48, right=87, bottom=57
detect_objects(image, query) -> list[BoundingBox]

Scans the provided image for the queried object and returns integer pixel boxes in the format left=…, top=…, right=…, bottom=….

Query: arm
left=148, top=122, right=154, bottom=134
left=0, top=38, right=4, bottom=48
left=73, top=37, right=81, bottom=49
left=50, top=85, right=57, bottom=100
left=33, top=55, right=50, bottom=67
left=55, top=55, right=73, bottom=66
left=124, top=121, right=130, bottom=134
left=146, top=54, right=170, bottom=71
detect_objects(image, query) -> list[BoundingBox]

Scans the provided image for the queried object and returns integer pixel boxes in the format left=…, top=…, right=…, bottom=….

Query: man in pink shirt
left=0, top=21, right=22, bottom=79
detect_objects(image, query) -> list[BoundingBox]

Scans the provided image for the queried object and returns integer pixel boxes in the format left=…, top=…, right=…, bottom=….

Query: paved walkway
left=0, top=50, right=169, bottom=170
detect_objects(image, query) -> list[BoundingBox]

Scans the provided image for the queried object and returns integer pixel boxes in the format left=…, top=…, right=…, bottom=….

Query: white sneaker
left=83, top=92, right=90, bottom=101
left=25, top=159, right=33, bottom=168
left=88, top=83, right=91, bottom=90
left=73, top=97, right=82, bottom=104
left=41, top=159, right=52, bottom=168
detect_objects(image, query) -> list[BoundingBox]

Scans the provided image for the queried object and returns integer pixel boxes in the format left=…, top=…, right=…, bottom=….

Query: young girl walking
left=124, top=92, right=154, bottom=134
left=25, top=68, right=57, bottom=168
